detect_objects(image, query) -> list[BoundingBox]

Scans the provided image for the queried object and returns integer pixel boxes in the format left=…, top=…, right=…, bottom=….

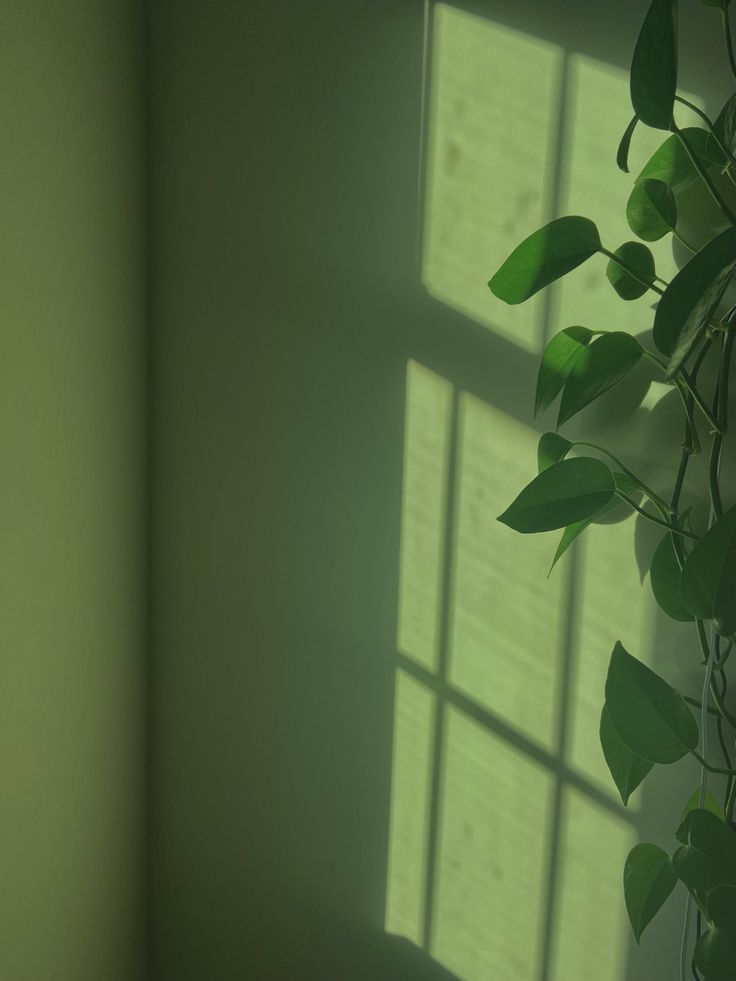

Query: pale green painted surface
left=0, top=3, right=146, bottom=979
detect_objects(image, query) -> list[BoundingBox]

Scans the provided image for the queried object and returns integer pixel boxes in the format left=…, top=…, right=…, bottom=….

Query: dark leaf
left=626, top=179, right=678, bottom=241
left=630, top=0, right=678, bottom=130
left=652, top=227, right=736, bottom=373
left=604, top=641, right=699, bottom=763
left=535, top=326, right=595, bottom=420
left=497, top=457, right=615, bottom=534
left=558, top=332, right=643, bottom=426
left=673, top=809, right=736, bottom=903
left=537, top=433, right=572, bottom=472
left=694, top=927, right=736, bottom=981
left=600, top=704, right=654, bottom=805
left=618, top=114, right=639, bottom=173
left=606, top=242, right=656, bottom=300
left=624, top=843, right=678, bottom=942
left=680, top=506, right=736, bottom=636
left=650, top=533, right=694, bottom=622
left=675, top=788, right=726, bottom=843
left=706, top=885, right=736, bottom=933
left=489, top=217, right=601, bottom=304
left=706, top=93, right=736, bottom=164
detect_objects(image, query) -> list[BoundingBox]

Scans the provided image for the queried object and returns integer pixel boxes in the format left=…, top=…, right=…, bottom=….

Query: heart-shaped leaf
left=624, top=843, right=678, bottom=942
left=497, top=457, right=615, bottom=534
left=537, top=433, right=573, bottom=472
left=673, top=810, right=736, bottom=905
left=606, top=242, right=656, bottom=300
left=489, top=217, right=601, bottom=304
left=535, top=326, right=595, bottom=420
left=652, top=227, right=736, bottom=373
left=637, top=128, right=717, bottom=193
left=558, top=332, right=644, bottom=426
left=630, top=0, right=678, bottom=130
left=627, top=179, right=678, bottom=241
left=676, top=789, right=726, bottom=844
left=680, top=506, right=736, bottom=636
left=695, top=926, right=736, bottom=981
left=650, top=533, right=694, bottom=622
left=600, top=704, right=654, bottom=805
left=618, top=114, right=640, bottom=173
left=604, top=641, right=699, bottom=763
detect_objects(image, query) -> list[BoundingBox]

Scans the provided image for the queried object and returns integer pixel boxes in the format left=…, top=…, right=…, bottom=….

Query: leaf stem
left=599, top=247, right=664, bottom=294
left=573, top=440, right=673, bottom=514
left=723, top=4, right=736, bottom=83
left=671, top=123, right=736, bottom=225
left=678, top=369, right=723, bottom=434
left=684, top=695, right=721, bottom=718
left=615, top=492, right=698, bottom=538
left=674, top=95, right=736, bottom=170
left=691, top=750, right=736, bottom=776
left=707, top=321, right=735, bottom=520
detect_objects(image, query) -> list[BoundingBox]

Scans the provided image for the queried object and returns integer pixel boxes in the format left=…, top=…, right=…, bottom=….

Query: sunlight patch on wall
left=449, top=394, right=565, bottom=749
left=422, top=3, right=563, bottom=352
left=569, top=515, right=655, bottom=794
left=432, top=707, right=555, bottom=981
left=549, top=787, right=636, bottom=981
left=552, top=54, right=702, bottom=333
left=385, top=668, right=436, bottom=943
left=397, top=360, right=452, bottom=671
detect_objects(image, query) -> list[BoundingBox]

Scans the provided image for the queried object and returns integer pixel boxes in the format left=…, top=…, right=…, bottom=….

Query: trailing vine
left=488, top=2, right=736, bottom=978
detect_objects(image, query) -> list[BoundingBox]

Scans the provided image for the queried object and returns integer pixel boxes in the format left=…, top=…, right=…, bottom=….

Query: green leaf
left=694, top=927, right=736, bottom=981
left=558, top=332, right=643, bottom=426
left=535, top=326, right=594, bottom=420
left=600, top=704, right=654, bottom=805
left=680, top=506, right=736, bottom=635
left=548, top=473, right=640, bottom=573
left=497, top=457, right=615, bottom=534
left=626, top=179, right=678, bottom=241
left=637, top=128, right=715, bottom=194
left=706, top=94, right=736, bottom=166
left=630, top=0, right=678, bottom=130
left=489, top=217, right=601, bottom=304
left=604, top=641, right=699, bottom=763
left=650, top=533, right=694, bottom=622
left=624, top=843, right=678, bottom=943
left=606, top=242, right=656, bottom=300
left=537, top=433, right=572, bottom=472
left=673, top=810, right=736, bottom=905
left=706, top=885, right=736, bottom=932
left=617, top=114, right=639, bottom=173
left=676, top=789, right=726, bottom=845
left=652, top=227, right=736, bottom=373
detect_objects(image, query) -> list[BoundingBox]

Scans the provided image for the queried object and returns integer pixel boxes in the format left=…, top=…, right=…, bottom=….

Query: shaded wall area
left=0, top=3, right=147, bottom=979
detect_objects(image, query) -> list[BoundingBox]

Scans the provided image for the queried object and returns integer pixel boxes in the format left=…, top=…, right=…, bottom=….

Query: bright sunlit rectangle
left=397, top=360, right=452, bottom=672
left=422, top=3, right=563, bottom=351
left=432, top=706, right=555, bottom=981
left=385, top=668, right=436, bottom=943
left=549, top=787, right=636, bottom=981
left=449, top=393, right=566, bottom=750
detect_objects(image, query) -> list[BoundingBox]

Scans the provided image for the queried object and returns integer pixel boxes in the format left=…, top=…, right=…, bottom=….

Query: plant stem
left=678, top=369, right=723, bottom=434
left=708, top=322, right=735, bottom=520
left=672, top=123, right=736, bottom=225
left=574, top=440, right=673, bottom=514
left=615, top=492, right=698, bottom=538
left=684, top=695, right=721, bottom=717
left=691, top=751, right=736, bottom=776
left=600, top=247, right=664, bottom=294
left=674, top=95, right=736, bottom=170
left=726, top=777, right=736, bottom=824
left=723, top=4, right=736, bottom=83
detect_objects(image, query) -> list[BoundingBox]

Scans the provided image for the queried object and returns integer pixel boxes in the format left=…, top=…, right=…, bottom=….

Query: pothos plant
left=488, top=1, right=736, bottom=978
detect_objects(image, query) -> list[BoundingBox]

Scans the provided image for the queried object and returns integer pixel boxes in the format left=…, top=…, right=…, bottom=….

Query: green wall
left=0, top=3, right=147, bottom=979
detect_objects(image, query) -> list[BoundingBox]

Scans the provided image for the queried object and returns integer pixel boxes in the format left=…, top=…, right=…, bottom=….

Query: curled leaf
left=537, top=433, right=572, bottom=472
left=617, top=114, right=639, bottom=173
